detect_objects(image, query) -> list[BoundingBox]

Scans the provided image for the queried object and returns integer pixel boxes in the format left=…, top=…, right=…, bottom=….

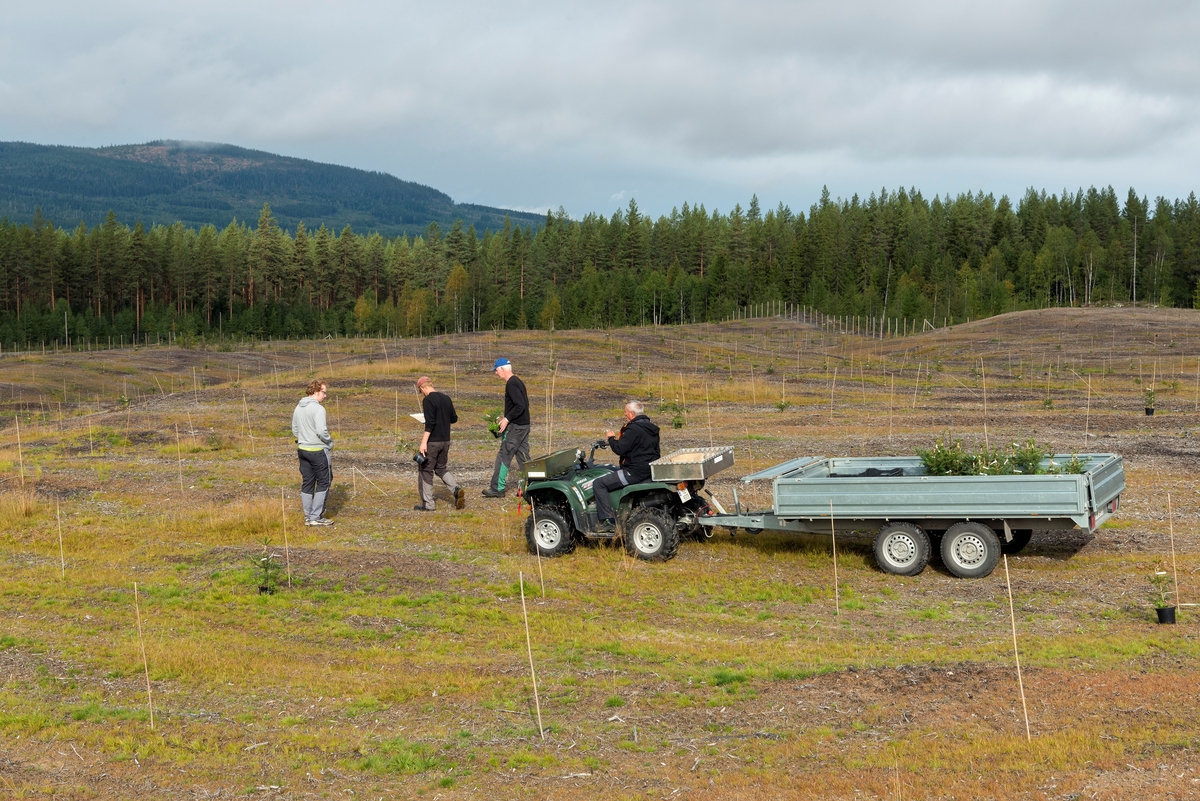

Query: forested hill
left=0, top=140, right=545, bottom=236
left=1, top=181, right=1199, bottom=348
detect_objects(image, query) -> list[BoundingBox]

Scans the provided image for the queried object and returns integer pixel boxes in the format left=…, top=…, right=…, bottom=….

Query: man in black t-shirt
left=482, top=357, right=531, bottom=497
left=415, top=376, right=465, bottom=511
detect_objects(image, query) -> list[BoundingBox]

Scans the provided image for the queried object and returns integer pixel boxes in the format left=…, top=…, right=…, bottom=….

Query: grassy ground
left=3, top=307, right=1200, bottom=799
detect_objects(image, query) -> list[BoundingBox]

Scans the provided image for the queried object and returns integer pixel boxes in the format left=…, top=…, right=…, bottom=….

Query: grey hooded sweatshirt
left=292, top=395, right=332, bottom=450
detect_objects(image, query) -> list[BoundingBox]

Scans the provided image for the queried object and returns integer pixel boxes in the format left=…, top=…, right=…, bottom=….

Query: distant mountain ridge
left=0, top=140, right=546, bottom=236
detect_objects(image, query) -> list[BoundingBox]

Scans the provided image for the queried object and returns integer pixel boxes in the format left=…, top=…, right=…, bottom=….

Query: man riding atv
left=593, top=401, right=660, bottom=531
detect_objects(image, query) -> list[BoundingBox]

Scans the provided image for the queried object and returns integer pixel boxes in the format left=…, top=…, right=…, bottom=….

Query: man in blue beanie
left=482, top=357, right=530, bottom=497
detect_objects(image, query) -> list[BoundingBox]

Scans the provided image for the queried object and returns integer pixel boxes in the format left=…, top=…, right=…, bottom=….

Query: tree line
left=0, top=184, right=1196, bottom=347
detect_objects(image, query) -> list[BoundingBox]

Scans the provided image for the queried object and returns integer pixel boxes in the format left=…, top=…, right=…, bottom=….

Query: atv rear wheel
left=525, top=506, right=575, bottom=557
left=622, top=506, right=679, bottom=561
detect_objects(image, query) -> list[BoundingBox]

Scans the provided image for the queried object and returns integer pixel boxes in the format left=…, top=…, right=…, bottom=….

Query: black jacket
left=607, top=414, right=661, bottom=483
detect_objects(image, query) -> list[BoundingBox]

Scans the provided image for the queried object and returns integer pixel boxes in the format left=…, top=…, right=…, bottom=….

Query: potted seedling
left=1149, top=568, right=1175, bottom=623
left=483, top=408, right=502, bottom=438
left=253, top=541, right=283, bottom=595
left=1144, top=387, right=1156, bottom=417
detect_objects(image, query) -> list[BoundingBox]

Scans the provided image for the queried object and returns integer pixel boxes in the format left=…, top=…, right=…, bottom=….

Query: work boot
left=413, top=505, right=433, bottom=512
left=481, top=488, right=505, bottom=498
left=454, top=487, right=466, bottom=509
left=595, top=518, right=616, bottom=533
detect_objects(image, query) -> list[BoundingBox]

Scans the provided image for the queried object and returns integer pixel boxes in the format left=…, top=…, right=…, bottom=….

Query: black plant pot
left=259, top=585, right=274, bottom=595
left=1156, top=606, right=1176, bottom=624
left=1145, top=407, right=1155, bottom=416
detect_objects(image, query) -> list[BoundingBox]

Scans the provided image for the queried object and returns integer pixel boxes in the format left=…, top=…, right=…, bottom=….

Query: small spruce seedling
left=253, top=539, right=283, bottom=594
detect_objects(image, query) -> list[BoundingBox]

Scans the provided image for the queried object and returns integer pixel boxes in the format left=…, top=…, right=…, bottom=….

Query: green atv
left=519, top=443, right=734, bottom=561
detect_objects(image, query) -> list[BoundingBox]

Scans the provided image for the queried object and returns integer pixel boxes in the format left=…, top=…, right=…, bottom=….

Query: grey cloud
left=3, top=1, right=1200, bottom=215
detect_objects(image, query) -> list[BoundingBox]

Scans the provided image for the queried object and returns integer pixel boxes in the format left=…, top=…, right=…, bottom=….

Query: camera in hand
left=413, top=451, right=427, bottom=466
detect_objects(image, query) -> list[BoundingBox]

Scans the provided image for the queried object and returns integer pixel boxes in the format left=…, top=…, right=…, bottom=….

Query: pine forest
left=1, top=185, right=1198, bottom=348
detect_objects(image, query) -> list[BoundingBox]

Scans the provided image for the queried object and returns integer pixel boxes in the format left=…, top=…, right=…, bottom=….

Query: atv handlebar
left=586, top=439, right=609, bottom=467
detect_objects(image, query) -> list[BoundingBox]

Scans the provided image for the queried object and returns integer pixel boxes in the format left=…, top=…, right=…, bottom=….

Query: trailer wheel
left=1001, top=529, right=1033, bottom=555
left=941, top=522, right=1000, bottom=578
left=623, top=506, right=679, bottom=561
left=873, top=522, right=930, bottom=576
left=525, top=506, right=575, bottom=557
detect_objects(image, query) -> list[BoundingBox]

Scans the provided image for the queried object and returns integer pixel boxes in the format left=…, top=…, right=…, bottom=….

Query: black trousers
left=593, top=468, right=631, bottom=521
left=298, top=448, right=332, bottom=494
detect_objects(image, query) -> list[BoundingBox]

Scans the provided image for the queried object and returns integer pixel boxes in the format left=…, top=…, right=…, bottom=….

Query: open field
left=4, top=307, right=1200, bottom=799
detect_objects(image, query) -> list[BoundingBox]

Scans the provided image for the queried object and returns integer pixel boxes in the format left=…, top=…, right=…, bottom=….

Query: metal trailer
left=696, top=453, right=1125, bottom=579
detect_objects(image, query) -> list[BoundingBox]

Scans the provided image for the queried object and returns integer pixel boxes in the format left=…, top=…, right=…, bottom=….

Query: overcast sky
left=3, top=1, right=1199, bottom=218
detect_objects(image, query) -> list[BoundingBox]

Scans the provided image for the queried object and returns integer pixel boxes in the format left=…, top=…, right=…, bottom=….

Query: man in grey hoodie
left=292, top=379, right=334, bottom=526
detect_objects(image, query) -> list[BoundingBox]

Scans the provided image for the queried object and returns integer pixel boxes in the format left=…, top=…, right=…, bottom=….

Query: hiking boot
left=595, top=518, right=616, bottom=533
left=481, top=488, right=505, bottom=498
left=454, top=487, right=466, bottom=509
left=413, top=505, right=433, bottom=512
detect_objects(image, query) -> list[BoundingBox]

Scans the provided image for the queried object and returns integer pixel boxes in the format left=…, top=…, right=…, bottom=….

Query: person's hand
left=499, top=417, right=509, bottom=433
left=419, top=444, right=427, bottom=456
left=605, top=429, right=616, bottom=439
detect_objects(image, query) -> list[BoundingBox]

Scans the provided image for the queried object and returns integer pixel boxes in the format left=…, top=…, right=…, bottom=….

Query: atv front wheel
left=525, top=506, right=576, bottom=557
left=623, top=506, right=680, bottom=562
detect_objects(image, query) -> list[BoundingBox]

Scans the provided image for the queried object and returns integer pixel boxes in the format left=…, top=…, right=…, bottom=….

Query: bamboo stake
left=829, top=366, right=837, bottom=422
left=981, top=362, right=989, bottom=451
left=133, top=582, right=155, bottom=730
left=187, top=412, right=197, bottom=448
left=88, top=420, right=94, bottom=456
left=241, top=393, right=253, bottom=453
left=395, top=391, right=400, bottom=438
left=1169, top=493, right=1180, bottom=608
left=192, top=367, right=198, bottom=401
left=56, top=500, right=65, bottom=579
left=175, top=424, right=184, bottom=492
left=706, top=384, right=713, bottom=447
left=829, top=499, right=839, bottom=616
left=281, top=488, right=292, bottom=588
left=549, top=365, right=557, bottom=452
left=1003, top=555, right=1031, bottom=741
left=1083, top=376, right=1092, bottom=449
left=519, top=572, right=545, bottom=739
left=531, top=503, right=545, bottom=599
left=355, top=466, right=390, bottom=497
left=15, top=415, right=25, bottom=489
left=912, top=363, right=921, bottom=408
left=888, top=374, right=894, bottom=440
left=352, top=464, right=357, bottom=498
